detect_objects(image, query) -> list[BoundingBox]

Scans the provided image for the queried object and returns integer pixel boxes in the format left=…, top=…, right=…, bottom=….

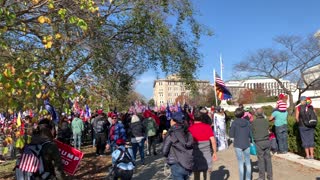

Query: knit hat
left=97, top=109, right=103, bottom=115
left=131, top=115, right=140, bottom=123
left=116, top=138, right=126, bottom=146
left=300, top=96, right=307, bottom=101
left=278, top=93, right=285, bottom=100
left=171, top=112, right=184, bottom=123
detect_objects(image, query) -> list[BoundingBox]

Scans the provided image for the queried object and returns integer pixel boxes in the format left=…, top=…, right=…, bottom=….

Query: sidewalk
left=274, top=152, right=320, bottom=170
left=132, top=144, right=320, bottom=180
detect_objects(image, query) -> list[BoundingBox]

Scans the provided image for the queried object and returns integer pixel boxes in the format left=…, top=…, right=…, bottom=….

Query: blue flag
left=44, top=99, right=59, bottom=124
left=166, top=102, right=172, bottom=121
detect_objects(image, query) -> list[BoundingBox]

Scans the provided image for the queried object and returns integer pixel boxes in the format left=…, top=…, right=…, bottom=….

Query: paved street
left=132, top=144, right=320, bottom=180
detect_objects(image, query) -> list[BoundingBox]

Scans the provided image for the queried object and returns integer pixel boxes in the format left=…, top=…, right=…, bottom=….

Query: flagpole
left=220, top=54, right=223, bottom=80
left=213, top=69, right=218, bottom=106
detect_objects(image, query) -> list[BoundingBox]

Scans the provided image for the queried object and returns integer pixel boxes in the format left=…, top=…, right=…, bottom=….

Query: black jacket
left=30, top=135, right=66, bottom=180
left=229, top=118, right=251, bottom=149
left=130, top=121, right=145, bottom=138
left=162, top=124, right=194, bottom=170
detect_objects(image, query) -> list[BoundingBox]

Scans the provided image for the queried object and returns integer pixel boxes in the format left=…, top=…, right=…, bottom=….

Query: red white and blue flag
left=215, top=73, right=232, bottom=100
left=19, top=149, right=40, bottom=172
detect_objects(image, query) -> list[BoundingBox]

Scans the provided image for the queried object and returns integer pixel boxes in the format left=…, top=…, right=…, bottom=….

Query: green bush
left=227, top=107, right=320, bottom=159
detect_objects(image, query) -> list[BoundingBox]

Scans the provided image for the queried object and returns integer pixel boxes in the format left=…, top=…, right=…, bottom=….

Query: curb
left=274, top=152, right=320, bottom=170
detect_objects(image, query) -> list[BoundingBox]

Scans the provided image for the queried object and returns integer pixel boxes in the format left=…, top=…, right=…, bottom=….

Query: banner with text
left=54, top=140, right=84, bottom=175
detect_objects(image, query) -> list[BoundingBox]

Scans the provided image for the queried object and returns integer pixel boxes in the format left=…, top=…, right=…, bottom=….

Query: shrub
left=226, top=108, right=320, bottom=159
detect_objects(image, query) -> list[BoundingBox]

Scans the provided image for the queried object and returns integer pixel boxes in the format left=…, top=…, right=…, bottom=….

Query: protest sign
left=54, top=139, right=84, bottom=175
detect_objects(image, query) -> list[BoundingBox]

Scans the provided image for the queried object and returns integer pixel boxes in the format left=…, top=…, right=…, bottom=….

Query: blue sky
left=135, top=0, right=320, bottom=100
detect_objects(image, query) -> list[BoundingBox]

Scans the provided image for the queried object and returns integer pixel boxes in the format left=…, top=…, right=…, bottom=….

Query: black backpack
left=301, top=105, right=318, bottom=128
left=115, top=148, right=135, bottom=166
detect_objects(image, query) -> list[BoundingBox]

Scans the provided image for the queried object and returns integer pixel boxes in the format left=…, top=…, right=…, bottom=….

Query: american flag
left=19, top=146, right=40, bottom=173
left=215, top=73, right=232, bottom=100
left=215, top=73, right=225, bottom=86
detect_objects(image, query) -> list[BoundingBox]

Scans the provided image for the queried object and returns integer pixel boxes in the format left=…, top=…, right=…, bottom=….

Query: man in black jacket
left=93, top=111, right=109, bottom=156
left=252, top=108, right=273, bottom=180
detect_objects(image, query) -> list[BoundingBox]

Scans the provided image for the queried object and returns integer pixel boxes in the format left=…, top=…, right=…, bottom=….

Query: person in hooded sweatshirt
left=229, top=108, right=251, bottom=180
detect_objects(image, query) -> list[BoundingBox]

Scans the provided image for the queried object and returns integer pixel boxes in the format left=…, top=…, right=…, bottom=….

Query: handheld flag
left=44, top=99, right=59, bottom=124
left=17, top=112, right=21, bottom=127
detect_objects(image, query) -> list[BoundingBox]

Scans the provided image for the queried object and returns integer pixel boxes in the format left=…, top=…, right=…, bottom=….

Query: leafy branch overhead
left=0, top=0, right=209, bottom=111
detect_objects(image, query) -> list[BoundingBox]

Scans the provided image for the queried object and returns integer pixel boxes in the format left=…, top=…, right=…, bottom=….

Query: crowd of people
left=0, top=94, right=317, bottom=180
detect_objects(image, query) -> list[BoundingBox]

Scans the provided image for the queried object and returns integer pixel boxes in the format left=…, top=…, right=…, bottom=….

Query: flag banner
left=44, top=99, right=59, bottom=123
left=215, top=73, right=232, bottom=100
left=54, top=140, right=84, bottom=176
left=166, top=102, right=172, bottom=121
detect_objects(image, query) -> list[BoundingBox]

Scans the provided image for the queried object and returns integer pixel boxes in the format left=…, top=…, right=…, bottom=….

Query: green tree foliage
left=0, top=0, right=209, bottom=111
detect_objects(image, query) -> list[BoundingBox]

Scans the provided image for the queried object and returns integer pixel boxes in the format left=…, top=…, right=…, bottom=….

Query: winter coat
left=229, top=118, right=251, bottom=149
left=162, top=124, right=194, bottom=170
left=29, top=135, right=66, bottom=179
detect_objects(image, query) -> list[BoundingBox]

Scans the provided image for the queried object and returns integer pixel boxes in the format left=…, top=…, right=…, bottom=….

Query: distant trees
left=237, top=88, right=277, bottom=104
left=234, top=35, right=320, bottom=110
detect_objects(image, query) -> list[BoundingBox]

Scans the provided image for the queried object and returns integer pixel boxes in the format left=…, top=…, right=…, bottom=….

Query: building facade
left=225, top=77, right=296, bottom=101
left=153, top=75, right=210, bottom=106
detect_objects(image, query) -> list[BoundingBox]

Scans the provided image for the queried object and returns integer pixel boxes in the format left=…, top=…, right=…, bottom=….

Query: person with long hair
left=189, top=110, right=217, bottom=180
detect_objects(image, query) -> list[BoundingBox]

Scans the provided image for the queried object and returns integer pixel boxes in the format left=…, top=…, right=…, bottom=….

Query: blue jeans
left=73, top=133, right=81, bottom=150
left=275, top=124, right=288, bottom=152
left=170, top=163, right=191, bottom=180
left=235, top=147, right=251, bottom=180
left=132, top=138, right=145, bottom=163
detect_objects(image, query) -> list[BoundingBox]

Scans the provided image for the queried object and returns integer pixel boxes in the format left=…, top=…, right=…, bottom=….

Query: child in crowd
left=269, top=128, right=277, bottom=154
left=274, top=93, right=287, bottom=112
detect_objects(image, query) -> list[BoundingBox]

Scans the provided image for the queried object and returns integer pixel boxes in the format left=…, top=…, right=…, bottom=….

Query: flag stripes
left=19, top=153, right=40, bottom=172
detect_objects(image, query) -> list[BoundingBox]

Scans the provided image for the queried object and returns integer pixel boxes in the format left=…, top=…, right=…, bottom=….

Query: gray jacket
left=162, top=124, right=194, bottom=170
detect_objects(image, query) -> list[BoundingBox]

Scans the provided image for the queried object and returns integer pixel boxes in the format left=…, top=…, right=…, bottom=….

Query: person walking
left=129, top=114, right=146, bottom=165
left=162, top=112, right=194, bottom=180
left=107, top=114, right=126, bottom=153
left=71, top=113, right=84, bottom=150
left=15, top=118, right=66, bottom=179
left=213, top=106, right=228, bottom=151
left=296, top=96, right=317, bottom=159
left=189, top=110, right=217, bottom=180
left=111, top=138, right=135, bottom=180
left=93, top=110, right=109, bottom=156
left=252, top=108, right=273, bottom=180
left=57, top=116, right=72, bottom=145
left=143, top=110, right=158, bottom=156
left=229, top=108, right=252, bottom=180
left=269, top=103, right=288, bottom=154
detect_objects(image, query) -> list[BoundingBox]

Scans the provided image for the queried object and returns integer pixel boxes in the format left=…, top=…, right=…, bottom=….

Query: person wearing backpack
left=93, top=111, right=109, bottom=156
left=296, top=96, right=317, bottom=159
left=143, top=110, right=158, bottom=156
left=15, top=118, right=66, bottom=180
left=162, top=112, right=194, bottom=180
left=111, top=138, right=135, bottom=180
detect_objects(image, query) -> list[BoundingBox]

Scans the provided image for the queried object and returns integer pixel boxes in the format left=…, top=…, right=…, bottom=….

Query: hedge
left=224, top=106, right=320, bottom=159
